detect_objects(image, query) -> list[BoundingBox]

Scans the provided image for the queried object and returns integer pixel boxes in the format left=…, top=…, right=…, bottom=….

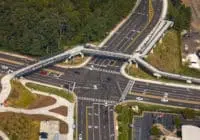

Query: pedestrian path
left=0, top=130, right=9, bottom=140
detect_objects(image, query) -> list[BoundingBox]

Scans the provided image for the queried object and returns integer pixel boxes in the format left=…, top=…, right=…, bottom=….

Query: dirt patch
left=49, top=106, right=68, bottom=116
left=59, top=122, right=68, bottom=134
left=28, top=95, right=56, bottom=109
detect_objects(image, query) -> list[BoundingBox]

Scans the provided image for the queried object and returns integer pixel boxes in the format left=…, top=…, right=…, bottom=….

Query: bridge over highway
left=10, top=44, right=200, bottom=85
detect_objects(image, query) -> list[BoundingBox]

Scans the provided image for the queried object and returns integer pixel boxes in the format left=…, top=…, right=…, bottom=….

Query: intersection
left=0, top=0, right=200, bottom=140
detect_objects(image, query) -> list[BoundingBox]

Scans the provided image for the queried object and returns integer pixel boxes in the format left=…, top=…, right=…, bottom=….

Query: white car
left=79, top=134, right=82, bottom=140
left=161, top=97, right=168, bottom=103
left=136, top=97, right=143, bottom=101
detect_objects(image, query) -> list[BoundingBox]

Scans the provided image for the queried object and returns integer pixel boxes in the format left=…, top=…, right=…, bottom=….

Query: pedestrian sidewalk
left=0, top=130, right=9, bottom=140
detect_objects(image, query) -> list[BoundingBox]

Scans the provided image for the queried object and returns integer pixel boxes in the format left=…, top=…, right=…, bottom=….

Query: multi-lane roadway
left=0, top=0, right=199, bottom=140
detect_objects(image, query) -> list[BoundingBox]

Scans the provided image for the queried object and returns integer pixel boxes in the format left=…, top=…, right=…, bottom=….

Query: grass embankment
left=125, top=64, right=199, bottom=85
left=147, top=30, right=200, bottom=78
left=7, top=80, right=56, bottom=109
left=0, top=113, right=40, bottom=140
left=126, top=64, right=155, bottom=80
left=127, top=30, right=200, bottom=81
left=7, top=80, right=38, bottom=108
left=60, top=56, right=88, bottom=66
left=26, top=83, right=74, bottom=103
left=116, top=105, right=133, bottom=140
left=148, top=0, right=154, bottom=23
left=115, top=101, right=200, bottom=140
left=0, top=113, right=68, bottom=140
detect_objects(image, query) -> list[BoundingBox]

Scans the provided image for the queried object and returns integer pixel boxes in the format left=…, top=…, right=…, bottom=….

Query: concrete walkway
left=21, top=79, right=75, bottom=140
left=0, top=130, right=9, bottom=140
left=0, top=74, right=14, bottom=104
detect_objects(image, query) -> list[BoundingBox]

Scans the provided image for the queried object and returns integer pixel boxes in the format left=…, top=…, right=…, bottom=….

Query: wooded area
left=0, top=0, right=136, bottom=56
left=168, top=0, right=192, bottom=31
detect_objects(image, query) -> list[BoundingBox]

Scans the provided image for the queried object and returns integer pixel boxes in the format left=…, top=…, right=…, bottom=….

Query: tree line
left=0, top=0, right=136, bottom=56
left=168, top=0, right=191, bottom=31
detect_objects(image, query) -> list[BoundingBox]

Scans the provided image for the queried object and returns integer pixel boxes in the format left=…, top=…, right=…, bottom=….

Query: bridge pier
left=79, top=52, right=84, bottom=58
left=128, top=59, right=133, bottom=65
left=159, top=38, right=163, bottom=44
left=150, top=48, right=154, bottom=54
left=153, top=73, right=162, bottom=79
left=186, top=80, right=192, bottom=84
left=135, top=63, right=138, bottom=68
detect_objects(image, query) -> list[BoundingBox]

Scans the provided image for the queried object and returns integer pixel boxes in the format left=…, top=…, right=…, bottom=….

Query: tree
left=174, top=116, right=181, bottom=128
left=0, top=0, right=136, bottom=56
left=168, top=0, right=191, bottom=31
left=150, top=125, right=161, bottom=136
left=182, top=108, right=195, bottom=119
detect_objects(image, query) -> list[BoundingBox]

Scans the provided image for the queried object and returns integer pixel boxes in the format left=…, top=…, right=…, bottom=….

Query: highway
left=88, top=0, right=163, bottom=73
left=0, top=0, right=199, bottom=139
left=0, top=54, right=200, bottom=140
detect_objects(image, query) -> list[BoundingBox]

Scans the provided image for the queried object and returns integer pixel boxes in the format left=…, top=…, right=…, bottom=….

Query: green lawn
left=7, top=80, right=38, bottom=108
left=116, top=105, right=133, bottom=140
left=126, top=64, right=155, bottom=80
left=26, top=83, right=74, bottom=103
left=146, top=30, right=200, bottom=78
left=60, top=56, right=87, bottom=66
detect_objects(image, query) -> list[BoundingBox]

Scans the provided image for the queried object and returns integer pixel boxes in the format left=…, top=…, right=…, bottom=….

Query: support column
left=128, top=59, right=132, bottom=65
left=153, top=73, right=162, bottom=79
left=159, top=38, right=163, bottom=44
left=79, top=53, right=84, bottom=58
left=135, top=63, right=138, bottom=68
left=186, top=80, right=192, bottom=84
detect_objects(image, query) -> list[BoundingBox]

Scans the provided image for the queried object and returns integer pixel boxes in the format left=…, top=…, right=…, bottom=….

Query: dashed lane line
left=130, top=92, right=200, bottom=105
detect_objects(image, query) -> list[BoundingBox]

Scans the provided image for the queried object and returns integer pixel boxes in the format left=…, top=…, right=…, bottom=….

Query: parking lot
left=133, top=112, right=177, bottom=140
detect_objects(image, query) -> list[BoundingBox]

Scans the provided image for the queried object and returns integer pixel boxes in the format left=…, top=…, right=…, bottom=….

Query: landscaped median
left=115, top=101, right=200, bottom=140
left=6, top=80, right=56, bottom=109
left=25, top=82, right=75, bottom=103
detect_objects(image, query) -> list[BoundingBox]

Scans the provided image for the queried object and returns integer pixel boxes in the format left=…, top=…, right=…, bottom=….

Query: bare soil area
left=49, top=106, right=68, bottom=117
left=28, top=95, right=56, bottom=109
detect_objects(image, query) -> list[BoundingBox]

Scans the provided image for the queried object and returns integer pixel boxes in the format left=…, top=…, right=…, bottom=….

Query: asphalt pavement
left=0, top=0, right=199, bottom=139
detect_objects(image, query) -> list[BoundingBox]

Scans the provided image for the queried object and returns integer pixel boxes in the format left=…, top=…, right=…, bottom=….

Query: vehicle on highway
left=1, top=65, right=8, bottom=70
left=7, top=69, right=13, bottom=74
left=161, top=97, right=168, bottom=103
left=40, top=70, right=48, bottom=76
left=79, top=134, right=82, bottom=140
left=136, top=97, right=143, bottom=101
